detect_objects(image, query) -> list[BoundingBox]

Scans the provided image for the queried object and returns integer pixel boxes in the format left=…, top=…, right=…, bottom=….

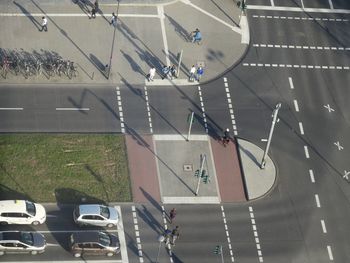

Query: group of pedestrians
left=147, top=64, right=204, bottom=82
left=163, top=208, right=180, bottom=246
left=189, top=65, right=204, bottom=82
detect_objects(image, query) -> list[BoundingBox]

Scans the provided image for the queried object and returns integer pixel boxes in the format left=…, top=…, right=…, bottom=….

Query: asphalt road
left=0, top=1, right=350, bottom=263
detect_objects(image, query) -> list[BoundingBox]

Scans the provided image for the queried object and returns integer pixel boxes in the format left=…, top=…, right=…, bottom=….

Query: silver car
left=0, top=231, right=46, bottom=255
left=73, top=204, right=119, bottom=228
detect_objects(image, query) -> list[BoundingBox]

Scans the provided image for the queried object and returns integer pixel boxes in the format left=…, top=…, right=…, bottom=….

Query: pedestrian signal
left=214, top=245, right=222, bottom=255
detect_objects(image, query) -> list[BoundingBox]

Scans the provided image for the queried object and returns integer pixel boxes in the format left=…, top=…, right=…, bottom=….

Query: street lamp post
left=260, top=103, right=281, bottom=169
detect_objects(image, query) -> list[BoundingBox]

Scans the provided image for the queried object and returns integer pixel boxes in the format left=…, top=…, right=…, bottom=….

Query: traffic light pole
left=260, top=103, right=281, bottom=169
left=195, top=154, right=206, bottom=196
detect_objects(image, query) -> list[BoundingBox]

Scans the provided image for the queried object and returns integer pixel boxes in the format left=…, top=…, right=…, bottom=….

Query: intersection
left=0, top=0, right=350, bottom=262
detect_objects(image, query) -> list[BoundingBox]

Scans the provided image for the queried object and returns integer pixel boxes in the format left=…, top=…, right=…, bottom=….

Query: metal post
left=195, top=154, right=206, bottom=195
left=155, top=234, right=165, bottom=263
left=260, top=103, right=281, bottom=169
left=220, top=245, right=224, bottom=263
left=187, top=111, right=194, bottom=141
left=177, top=49, right=183, bottom=78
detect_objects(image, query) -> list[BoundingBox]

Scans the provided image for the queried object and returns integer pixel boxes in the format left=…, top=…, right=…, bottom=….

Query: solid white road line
left=299, top=122, right=304, bottom=135
left=115, top=206, right=129, bottom=263
left=288, top=77, right=294, bottom=89
left=56, top=108, right=89, bottom=111
left=0, top=107, right=23, bottom=110
left=247, top=5, right=350, bottom=14
left=293, top=100, right=299, bottom=112
left=0, top=261, right=121, bottom=263
left=270, top=0, right=275, bottom=7
left=0, top=13, right=159, bottom=18
left=315, top=194, right=321, bottom=207
left=309, top=169, right=315, bottom=183
left=158, top=6, right=170, bottom=67
left=321, top=219, right=327, bottom=233
left=37, top=230, right=118, bottom=233
left=304, top=146, right=310, bottom=158
left=327, top=245, right=334, bottom=260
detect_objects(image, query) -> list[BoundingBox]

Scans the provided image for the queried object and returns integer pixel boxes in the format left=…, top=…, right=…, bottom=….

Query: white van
left=0, top=200, right=46, bottom=225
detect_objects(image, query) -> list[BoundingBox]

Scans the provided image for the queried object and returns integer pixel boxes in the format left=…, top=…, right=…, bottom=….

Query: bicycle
left=190, top=29, right=202, bottom=45
left=1, top=57, right=10, bottom=79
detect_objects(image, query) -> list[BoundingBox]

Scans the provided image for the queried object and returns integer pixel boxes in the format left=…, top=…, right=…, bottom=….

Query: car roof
left=78, top=204, right=103, bottom=215
left=0, top=200, right=28, bottom=213
left=0, top=231, right=22, bottom=241
left=72, top=231, right=101, bottom=243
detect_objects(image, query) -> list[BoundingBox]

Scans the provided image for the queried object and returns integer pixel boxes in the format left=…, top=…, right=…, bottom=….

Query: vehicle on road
left=69, top=231, right=120, bottom=257
left=0, top=200, right=46, bottom=225
left=0, top=231, right=46, bottom=256
left=73, top=204, right=119, bottom=228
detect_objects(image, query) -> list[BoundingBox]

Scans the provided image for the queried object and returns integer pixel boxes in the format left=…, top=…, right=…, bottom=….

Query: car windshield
left=98, top=232, right=111, bottom=247
left=100, top=206, right=110, bottom=219
left=25, top=201, right=36, bottom=216
left=20, top=232, right=34, bottom=246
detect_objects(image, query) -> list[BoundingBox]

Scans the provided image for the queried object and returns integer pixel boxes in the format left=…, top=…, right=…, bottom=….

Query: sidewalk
left=0, top=0, right=248, bottom=85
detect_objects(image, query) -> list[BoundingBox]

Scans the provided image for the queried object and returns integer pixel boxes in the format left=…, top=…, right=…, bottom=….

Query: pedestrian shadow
left=13, top=1, right=41, bottom=30
left=120, top=50, right=146, bottom=77
left=136, top=204, right=164, bottom=235
left=89, top=54, right=108, bottom=78
left=164, top=14, right=191, bottom=42
left=209, top=0, right=239, bottom=27
left=135, top=49, right=163, bottom=76
left=74, top=0, right=91, bottom=17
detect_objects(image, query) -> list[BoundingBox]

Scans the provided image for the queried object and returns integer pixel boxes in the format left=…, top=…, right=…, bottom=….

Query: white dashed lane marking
left=143, top=86, right=153, bottom=134
left=327, top=245, right=334, bottom=261
left=304, top=146, right=310, bottom=159
left=321, top=219, right=327, bottom=233
left=131, top=206, right=144, bottom=263
left=253, top=43, right=350, bottom=51
left=309, top=169, right=315, bottom=183
left=221, top=206, right=235, bottom=262
left=298, top=122, right=304, bottom=135
left=315, top=194, right=321, bottom=208
left=249, top=207, right=263, bottom=263
left=198, top=86, right=208, bottom=133
left=243, top=63, right=350, bottom=70
left=293, top=100, right=299, bottom=112
left=223, top=78, right=238, bottom=136
left=116, top=87, right=125, bottom=133
left=252, top=14, right=348, bottom=22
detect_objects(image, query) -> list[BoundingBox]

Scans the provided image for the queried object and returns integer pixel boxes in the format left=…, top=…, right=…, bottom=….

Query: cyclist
left=191, top=28, right=202, bottom=43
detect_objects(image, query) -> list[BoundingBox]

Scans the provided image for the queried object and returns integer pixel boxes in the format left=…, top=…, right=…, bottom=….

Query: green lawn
left=0, top=134, right=131, bottom=203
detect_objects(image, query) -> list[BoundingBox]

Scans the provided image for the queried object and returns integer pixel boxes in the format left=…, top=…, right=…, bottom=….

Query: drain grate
left=183, top=164, right=193, bottom=172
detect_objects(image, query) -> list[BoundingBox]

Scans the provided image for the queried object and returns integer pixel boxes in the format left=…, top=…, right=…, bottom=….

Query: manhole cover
left=183, top=164, right=193, bottom=172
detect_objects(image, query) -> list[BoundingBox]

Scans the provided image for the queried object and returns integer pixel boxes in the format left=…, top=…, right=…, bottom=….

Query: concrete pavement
left=0, top=0, right=247, bottom=85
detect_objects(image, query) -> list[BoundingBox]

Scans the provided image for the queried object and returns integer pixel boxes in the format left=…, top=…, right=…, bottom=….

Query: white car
left=0, top=231, right=46, bottom=255
left=73, top=204, right=119, bottom=228
left=0, top=200, right=46, bottom=225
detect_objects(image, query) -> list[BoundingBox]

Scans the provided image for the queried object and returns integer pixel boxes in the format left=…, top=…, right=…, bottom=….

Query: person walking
left=164, top=229, right=172, bottom=246
left=191, top=28, right=202, bottom=43
left=171, top=226, right=180, bottom=246
left=189, top=65, right=196, bottom=81
left=90, top=6, right=96, bottom=19
left=40, top=16, right=48, bottom=32
left=110, top=12, right=117, bottom=26
left=196, top=66, right=204, bottom=82
left=169, top=208, right=176, bottom=224
left=161, top=65, right=170, bottom=80
left=147, top=67, right=156, bottom=82
left=170, top=65, right=177, bottom=80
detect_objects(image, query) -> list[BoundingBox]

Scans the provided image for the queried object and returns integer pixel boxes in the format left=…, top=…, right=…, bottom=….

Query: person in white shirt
left=148, top=67, right=156, bottom=81
left=40, top=16, right=48, bottom=32
left=189, top=65, right=196, bottom=81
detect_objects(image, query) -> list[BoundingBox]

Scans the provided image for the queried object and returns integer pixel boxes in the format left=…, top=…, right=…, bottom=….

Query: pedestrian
left=40, top=16, right=48, bottom=32
left=191, top=28, right=202, bottom=43
left=147, top=67, right=156, bottom=82
left=90, top=6, right=96, bottom=19
left=110, top=12, right=117, bottom=26
left=161, top=65, right=170, bottom=80
left=196, top=66, right=204, bottom=81
left=171, top=226, right=180, bottom=246
left=169, top=208, right=176, bottom=223
left=170, top=65, right=177, bottom=80
left=164, top=229, right=172, bottom=246
left=94, top=0, right=99, bottom=10
left=189, top=65, right=196, bottom=81
left=222, top=128, right=230, bottom=146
